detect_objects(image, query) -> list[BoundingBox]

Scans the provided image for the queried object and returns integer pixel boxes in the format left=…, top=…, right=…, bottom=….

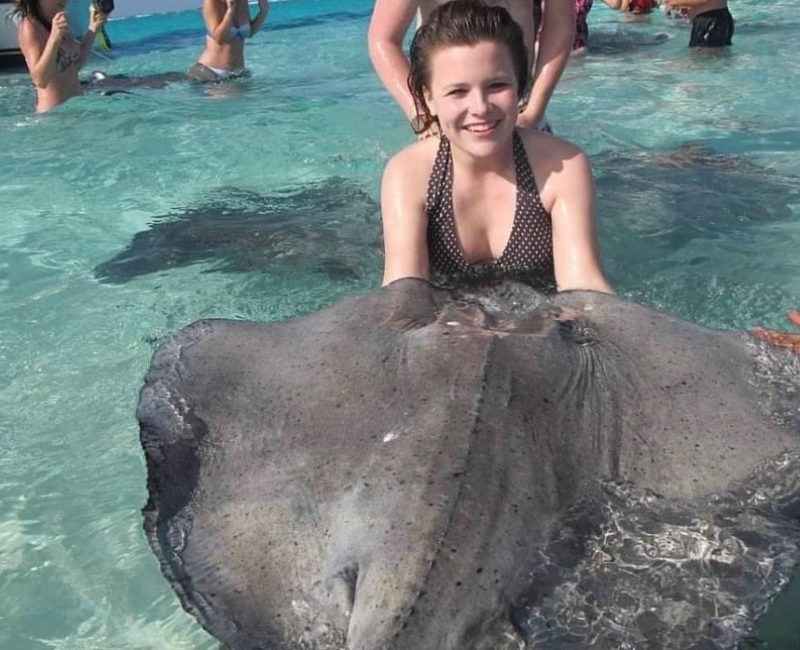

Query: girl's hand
left=89, top=9, right=108, bottom=31
left=226, top=0, right=239, bottom=11
left=50, top=11, right=70, bottom=40
left=752, top=311, right=800, bottom=355
left=258, top=0, right=268, bottom=8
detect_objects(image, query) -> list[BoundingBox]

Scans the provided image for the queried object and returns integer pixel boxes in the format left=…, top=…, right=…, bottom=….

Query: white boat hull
left=1, top=1, right=24, bottom=69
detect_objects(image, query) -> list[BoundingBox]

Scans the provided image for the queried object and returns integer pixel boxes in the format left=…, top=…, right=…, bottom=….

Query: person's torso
left=687, top=0, right=727, bottom=20
left=200, top=0, right=250, bottom=71
left=24, top=19, right=83, bottom=112
left=425, top=132, right=556, bottom=291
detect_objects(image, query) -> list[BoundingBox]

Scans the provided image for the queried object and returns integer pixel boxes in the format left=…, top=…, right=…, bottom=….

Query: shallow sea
left=0, top=0, right=799, bottom=648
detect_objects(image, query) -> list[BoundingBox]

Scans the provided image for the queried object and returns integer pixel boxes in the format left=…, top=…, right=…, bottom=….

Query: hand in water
left=752, top=311, right=800, bottom=355
left=258, top=0, right=269, bottom=9
left=50, top=11, right=70, bottom=40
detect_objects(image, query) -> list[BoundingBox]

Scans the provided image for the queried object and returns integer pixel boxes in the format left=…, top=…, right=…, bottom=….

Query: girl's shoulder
left=383, top=136, right=440, bottom=185
left=516, top=127, right=587, bottom=164
left=381, top=136, right=441, bottom=213
left=515, top=129, right=593, bottom=206
left=17, top=16, right=47, bottom=51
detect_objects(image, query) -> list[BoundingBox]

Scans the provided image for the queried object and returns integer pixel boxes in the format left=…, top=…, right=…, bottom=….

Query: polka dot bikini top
left=426, top=131, right=557, bottom=292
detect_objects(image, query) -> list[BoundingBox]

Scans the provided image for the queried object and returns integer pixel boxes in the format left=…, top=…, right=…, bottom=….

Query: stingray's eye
left=557, top=319, right=599, bottom=347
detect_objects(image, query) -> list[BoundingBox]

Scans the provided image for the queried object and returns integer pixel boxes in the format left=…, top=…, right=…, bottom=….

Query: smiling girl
left=381, top=0, right=612, bottom=294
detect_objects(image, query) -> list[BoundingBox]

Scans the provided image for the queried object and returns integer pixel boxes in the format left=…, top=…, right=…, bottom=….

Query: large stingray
left=95, top=179, right=379, bottom=283
left=138, top=280, right=800, bottom=650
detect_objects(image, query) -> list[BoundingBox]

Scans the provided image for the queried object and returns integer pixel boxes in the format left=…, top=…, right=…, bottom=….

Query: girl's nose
left=468, top=89, right=491, bottom=115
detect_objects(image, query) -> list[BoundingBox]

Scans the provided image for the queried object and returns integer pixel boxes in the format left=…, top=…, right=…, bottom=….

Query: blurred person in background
left=14, top=0, right=109, bottom=112
left=188, top=0, right=269, bottom=81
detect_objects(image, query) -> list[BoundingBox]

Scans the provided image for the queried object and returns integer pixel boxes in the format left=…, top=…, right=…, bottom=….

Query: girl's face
left=423, top=40, right=519, bottom=158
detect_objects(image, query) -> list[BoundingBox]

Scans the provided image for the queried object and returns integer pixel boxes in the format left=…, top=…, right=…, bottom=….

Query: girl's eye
left=490, top=82, right=509, bottom=90
left=447, top=89, right=467, bottom=97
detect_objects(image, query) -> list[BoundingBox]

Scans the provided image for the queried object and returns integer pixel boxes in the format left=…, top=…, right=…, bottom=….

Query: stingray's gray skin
left=138, top=280, right=800, bottom=650
left=83, top=71, right=189, bottom=90
left=587, top=29, right=671, bottom=54
left=95, top=180, right=379, bottom=283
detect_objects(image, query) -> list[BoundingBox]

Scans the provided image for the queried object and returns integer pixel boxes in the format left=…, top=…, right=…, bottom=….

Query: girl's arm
left=250, top=0, right=269, bottom=36
left=549, top=145, right=614, bottom=294
left=205, top=0, right=236, bottom=44
left=381, top=151, right=431, bottom=286
left=752, top=311, right=800, bottom=355
left=79, top=9, right=106, bottom=68
left=18, top=16, right=66, bottom=87
left=19, top=22, right=55, bottom=87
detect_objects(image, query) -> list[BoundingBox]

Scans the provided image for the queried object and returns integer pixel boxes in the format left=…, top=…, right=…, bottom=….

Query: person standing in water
left=14, top=0, right=109, bottom=113
left=189, top=0, right=269, bottom=81
left=571, top=0, right=592, bottom=52
left=369, top=0, right=575, bottom=137
left=665, top=0, right=733, bottom=47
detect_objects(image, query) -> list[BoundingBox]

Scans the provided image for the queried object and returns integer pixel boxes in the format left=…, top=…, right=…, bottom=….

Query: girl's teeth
left=467, top=124, right=494, bottom=132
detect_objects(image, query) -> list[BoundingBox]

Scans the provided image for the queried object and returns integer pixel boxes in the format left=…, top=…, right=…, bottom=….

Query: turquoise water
left=0, top=0, right=799, bottom=648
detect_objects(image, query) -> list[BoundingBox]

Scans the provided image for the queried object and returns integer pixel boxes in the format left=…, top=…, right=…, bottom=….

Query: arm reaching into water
left=532, top=134, right=613, bottom=294
left=752, top=311, right=800, bottom=355
left=381, top=145, right=433, bottom=286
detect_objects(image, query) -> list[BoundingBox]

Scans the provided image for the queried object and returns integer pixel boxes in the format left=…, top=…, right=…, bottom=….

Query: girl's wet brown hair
left=11, top=0, right=49, bottom=28
left=12, top=0, right=38, bottom=19
left=407, top=0, right=529, bottom=134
